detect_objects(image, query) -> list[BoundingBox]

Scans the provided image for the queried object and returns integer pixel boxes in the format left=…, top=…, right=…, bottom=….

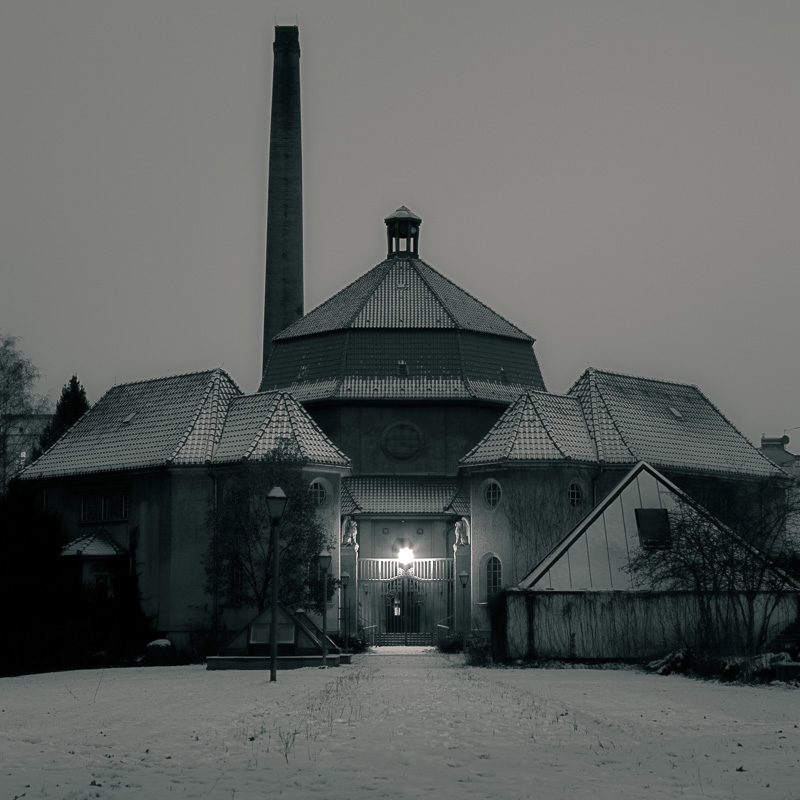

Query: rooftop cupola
left=385, top=206, right=422, bottom=258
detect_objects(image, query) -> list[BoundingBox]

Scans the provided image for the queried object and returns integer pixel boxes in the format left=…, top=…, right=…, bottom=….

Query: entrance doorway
left=358, top=558, right=453, bottom=646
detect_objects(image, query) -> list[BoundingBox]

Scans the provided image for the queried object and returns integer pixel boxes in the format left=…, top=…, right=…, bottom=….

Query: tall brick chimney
left=262, top=26, right=303, bottom=378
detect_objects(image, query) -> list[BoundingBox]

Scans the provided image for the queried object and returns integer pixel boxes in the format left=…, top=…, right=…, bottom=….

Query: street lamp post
left=340, top=571, right=350, bottom=652
left=459, top=570, right=469, bottom=640
left=319, top=551, right=332, bottom=667
left=267, top=487, right=288, bottom=683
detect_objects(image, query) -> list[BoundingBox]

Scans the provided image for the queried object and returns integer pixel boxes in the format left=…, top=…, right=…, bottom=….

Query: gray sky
left=1, top=0, right=798, bottom=447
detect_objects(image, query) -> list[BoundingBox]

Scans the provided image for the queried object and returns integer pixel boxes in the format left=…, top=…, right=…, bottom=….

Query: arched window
left=479, top=553, right=503, bottom=602
left=486, top=556, right=502, bottom=599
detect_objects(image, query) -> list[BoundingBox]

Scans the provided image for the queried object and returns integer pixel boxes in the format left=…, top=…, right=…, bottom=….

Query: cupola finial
left=384, top=206, right=422, bottom=258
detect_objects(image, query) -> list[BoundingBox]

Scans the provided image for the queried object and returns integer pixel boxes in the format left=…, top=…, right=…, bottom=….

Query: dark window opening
left=635, top=508, right=672, bottom=550
left=486, top=556, right=502, bottom=599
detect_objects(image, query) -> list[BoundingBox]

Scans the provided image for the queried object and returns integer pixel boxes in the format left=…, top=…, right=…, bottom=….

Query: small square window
left=635, top=508, right=672, bottom=550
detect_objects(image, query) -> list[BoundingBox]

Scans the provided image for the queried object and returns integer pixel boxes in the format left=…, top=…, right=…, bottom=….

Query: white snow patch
left=0, top=652, right=797, bottom=799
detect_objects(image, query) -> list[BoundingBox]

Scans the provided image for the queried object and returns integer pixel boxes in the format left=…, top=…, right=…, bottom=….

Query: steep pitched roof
left=61, top=528, right=128, bottom=557
left=273, top=257, right=533, bottom=342
left=569, top=368, right=782, bottom=479
left=461, top=391, right=597, bottom=466
left=519, top=461, right=797, bottom=590
left=20, top=369, right=241, bottom=479
left=518, top=462, right=706, bottom=589
left=213, top=392, right=350, bottom=467
left=341, top=476, right=466, bottom=515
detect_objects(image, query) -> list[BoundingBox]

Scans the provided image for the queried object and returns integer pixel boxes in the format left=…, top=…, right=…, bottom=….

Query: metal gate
left=358, top=558, right=453, bottom=646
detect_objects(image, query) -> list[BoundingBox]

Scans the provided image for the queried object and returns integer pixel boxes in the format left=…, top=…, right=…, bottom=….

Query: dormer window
left=297, top=365, right=307, bottom=380
left=500, top=367, right=509, bottom=385
left=397, top=360, right=409, bottom=377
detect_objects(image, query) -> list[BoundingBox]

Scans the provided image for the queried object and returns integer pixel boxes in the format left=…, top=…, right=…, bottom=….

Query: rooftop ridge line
left=413, top=257, right=534, bottom=342
left=528, top=393, right=570, bottom=460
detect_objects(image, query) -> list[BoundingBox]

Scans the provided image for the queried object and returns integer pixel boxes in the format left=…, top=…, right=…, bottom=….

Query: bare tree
left=204, top=443, right=333, bottom=613
left=0, top=331, right=49, bottom=492
left=625, top=480, right=800, bottom=654
left=503, top=474, right=587, bottom=584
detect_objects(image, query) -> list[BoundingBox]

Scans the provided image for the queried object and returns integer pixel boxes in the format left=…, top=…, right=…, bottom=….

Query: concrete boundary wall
left=495, top=590, right=799, bottom=661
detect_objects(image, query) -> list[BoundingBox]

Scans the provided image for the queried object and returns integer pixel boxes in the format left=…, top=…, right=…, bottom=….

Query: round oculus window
left=383, top=422, right=422, bottom=459
left=310, top=480, right=328, bottom=507
left=483, top=480, right=502, bottom=508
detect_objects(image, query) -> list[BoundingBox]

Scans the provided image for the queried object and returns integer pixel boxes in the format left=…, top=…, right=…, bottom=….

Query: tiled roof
left=261, top=328, right=545, bottom=400
left=61, top=528, right=127, bottom=557
left=461, top=391, right=598, bottom=466
left=273, top=257, right=533, bottom=342
left=20, top=369, right=241, bottom=479
left=341, top=477, right=467, bottom=515
left=569, top=368, right=782, bottom=479
left=214, top=392, right=350, bottom=467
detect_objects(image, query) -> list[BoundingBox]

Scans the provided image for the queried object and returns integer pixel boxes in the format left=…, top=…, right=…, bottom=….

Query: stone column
left=454, top=543, right=471, bottom=638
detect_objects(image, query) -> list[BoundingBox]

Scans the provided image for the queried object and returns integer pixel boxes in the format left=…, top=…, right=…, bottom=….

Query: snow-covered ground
left=1, top=647, right=798, bottom=800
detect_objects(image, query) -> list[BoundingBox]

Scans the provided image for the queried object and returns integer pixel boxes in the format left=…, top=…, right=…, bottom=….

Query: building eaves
left=342, top=476, right=466, bottom=515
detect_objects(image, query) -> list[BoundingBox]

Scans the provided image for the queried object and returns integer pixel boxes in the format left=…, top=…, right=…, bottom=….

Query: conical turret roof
left=273, top=257, right=533, bottom=343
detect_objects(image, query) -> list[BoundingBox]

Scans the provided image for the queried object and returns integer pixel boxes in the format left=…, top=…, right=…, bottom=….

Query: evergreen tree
left=36, top=375, right=90, bottom=456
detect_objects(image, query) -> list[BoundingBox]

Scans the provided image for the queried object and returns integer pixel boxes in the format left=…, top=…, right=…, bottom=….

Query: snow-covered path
left=1, top=648, right=798, bottom=799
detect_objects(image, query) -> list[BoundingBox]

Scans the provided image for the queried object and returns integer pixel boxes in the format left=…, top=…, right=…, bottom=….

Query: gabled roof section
left=20, top=369, right=242, bottom=479
left=213, top=392, right=350, bottom=467
left=461, top=391, right=597, bottom=466
left=342, top=476, right=466, bottom=515
left=61, top=528, right=128, bottom=558
left=518, top=462, right=699, bottom=589
left=273, top=257, right=533, bottom=342
left=519, top=461, right=797, bottom=591
left=569, top=368, right=782, bottom=479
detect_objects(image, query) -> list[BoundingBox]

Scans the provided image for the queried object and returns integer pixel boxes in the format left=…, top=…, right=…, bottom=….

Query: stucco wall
left=467, top=465, right=598, bottom=631
left=309, top=403, right=501, bottom=476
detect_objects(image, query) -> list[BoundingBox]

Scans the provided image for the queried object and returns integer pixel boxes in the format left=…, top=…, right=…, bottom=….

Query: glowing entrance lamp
left=267, top=486, right=287, bottom=683
left=397, top=547, right=414, bottom=569
left=318, top=551, right=332, bottom=667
